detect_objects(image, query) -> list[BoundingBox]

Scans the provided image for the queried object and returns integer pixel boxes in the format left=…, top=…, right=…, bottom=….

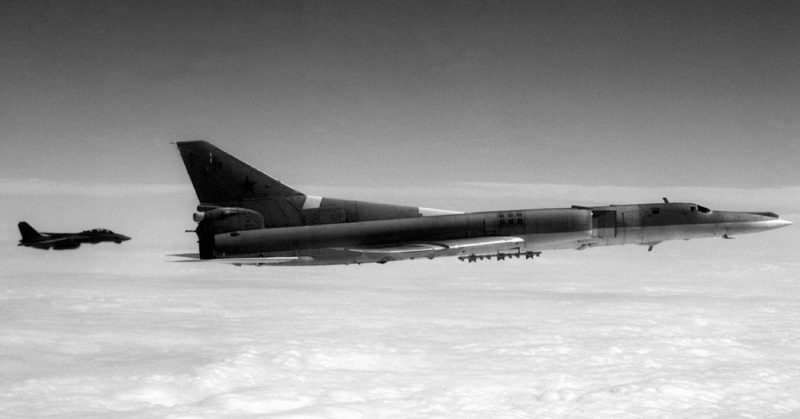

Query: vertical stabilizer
left=18, top=222, right=42, bottom=241
left=176, top=141, right=303, bottom=205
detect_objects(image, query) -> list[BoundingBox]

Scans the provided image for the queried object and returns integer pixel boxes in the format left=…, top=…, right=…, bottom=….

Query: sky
left=1, top=0, right=799, bottom=193
left=2, top=2, right=800, bottom=417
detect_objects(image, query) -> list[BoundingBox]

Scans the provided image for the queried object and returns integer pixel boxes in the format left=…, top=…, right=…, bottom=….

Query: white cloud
left=3, top=249, right=800, bottom=417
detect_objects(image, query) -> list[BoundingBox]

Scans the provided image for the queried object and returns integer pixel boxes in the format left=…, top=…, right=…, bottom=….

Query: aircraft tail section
left=18, top=222, right=42, bottom=241
left=176, top=141, right=303, bottom=205
left=175, top=140, right=426, bottom=233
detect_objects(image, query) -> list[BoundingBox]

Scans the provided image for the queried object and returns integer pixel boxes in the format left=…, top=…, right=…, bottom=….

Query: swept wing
left=347, top=236, right=524, bottom=254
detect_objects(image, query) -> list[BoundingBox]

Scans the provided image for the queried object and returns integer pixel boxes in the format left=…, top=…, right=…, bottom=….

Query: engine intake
left=194, top=207, right=264, bottom=258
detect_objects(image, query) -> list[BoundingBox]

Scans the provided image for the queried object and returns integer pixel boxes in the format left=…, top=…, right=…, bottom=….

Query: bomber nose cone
left=746, top=212, right=792, bottom=230
left=769, top=219, right=793, bottom=229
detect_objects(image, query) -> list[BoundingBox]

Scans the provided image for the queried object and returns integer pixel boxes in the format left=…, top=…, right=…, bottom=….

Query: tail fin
left=176, top=141, right=303, bottom=205
left=18, top=222, right=42, bottom=241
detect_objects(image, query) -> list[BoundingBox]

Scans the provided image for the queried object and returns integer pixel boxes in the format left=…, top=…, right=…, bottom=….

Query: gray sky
left=2, top=0, right=799, bottom=190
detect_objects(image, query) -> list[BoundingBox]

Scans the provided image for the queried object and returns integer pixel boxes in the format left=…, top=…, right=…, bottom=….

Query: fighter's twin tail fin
left=176, top=141, right=304, bottom=205
left=18, top=222, right=42, bottom=241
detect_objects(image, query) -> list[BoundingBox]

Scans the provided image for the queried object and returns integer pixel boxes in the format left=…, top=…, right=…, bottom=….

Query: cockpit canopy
left=649, top=203, right=712, bottom=216
left=688, top=204, right=711, bottom=214
left=83, top=228, right=114, bottom=235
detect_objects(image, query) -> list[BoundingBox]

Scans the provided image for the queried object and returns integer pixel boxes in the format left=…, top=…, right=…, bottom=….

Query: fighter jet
left=175, top=141, right=791, bottom=266
left=17, top=222, right=131, bottom=250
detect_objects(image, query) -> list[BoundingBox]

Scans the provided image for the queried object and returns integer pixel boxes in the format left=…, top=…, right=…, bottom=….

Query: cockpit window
left=697, top=205, right=710, bottom=214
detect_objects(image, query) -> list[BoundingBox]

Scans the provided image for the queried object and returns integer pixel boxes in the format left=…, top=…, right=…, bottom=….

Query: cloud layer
left=2, top=239, right=799, bottom=417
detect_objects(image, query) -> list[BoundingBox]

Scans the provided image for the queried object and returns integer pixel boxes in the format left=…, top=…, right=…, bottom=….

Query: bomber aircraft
left=17, top=222, right=131, bottom=250
left=175, top=141, right=791, bottom=266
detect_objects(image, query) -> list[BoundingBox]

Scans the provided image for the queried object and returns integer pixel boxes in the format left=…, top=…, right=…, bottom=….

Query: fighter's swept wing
left=31, top=236, right=78, bottom=244
left=25, top=237, right=82, bottom=249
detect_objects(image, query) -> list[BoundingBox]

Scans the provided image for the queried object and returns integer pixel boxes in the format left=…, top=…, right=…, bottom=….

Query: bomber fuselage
left=176, top=141, right=791, bottom=266
left=203, top=202, right=790, bottom=265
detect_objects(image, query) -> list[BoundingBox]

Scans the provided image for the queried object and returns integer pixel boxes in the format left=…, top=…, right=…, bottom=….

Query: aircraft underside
left=203, top=218, right=792, bottom=266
